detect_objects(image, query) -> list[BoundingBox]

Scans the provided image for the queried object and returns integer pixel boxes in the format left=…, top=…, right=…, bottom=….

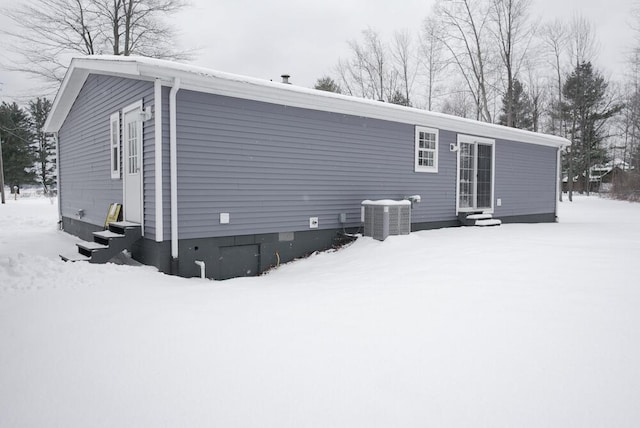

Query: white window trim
left=110, top=112, right=120, bottom=179
left=414, top=126, right=439, bottom=173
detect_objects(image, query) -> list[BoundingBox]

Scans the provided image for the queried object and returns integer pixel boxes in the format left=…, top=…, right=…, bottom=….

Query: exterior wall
left=58, top=74, right=559, bottom=279
left=493, top=140, right=558, bottom=218
left=57, top=75, right=154, bottom=235
left=134, top=229, right=357, bottom=280
left=173, top=89, right=459, bottom=241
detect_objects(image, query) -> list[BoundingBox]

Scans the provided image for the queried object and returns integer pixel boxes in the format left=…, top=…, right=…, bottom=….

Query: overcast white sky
left=0, top=0, right=637, bottom=102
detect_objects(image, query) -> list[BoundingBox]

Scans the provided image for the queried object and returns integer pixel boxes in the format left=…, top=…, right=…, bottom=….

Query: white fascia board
left=44, top=58, right=145, bottom=132
left=47, top=56, right=570, bottom=149
left=44, top=68, right=89, bottom=133
left=140, top=64, right=568, bottom=149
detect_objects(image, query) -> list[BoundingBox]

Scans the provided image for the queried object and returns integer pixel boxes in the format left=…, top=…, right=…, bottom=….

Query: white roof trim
left=45, top=55, right=569, bottom=148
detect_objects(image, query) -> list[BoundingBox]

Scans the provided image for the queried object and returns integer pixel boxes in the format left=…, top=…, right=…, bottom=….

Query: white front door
left=123, top=106, right=143, bottom=223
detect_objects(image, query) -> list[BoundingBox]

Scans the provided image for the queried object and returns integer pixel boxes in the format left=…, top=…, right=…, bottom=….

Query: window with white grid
left=110, top=112, right=120, bottom=179
left=415, top=126, right=438, bottom=173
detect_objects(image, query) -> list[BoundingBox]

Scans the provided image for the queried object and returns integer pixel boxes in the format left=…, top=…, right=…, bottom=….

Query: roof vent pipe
left=281, top=74, right=291, bottom=84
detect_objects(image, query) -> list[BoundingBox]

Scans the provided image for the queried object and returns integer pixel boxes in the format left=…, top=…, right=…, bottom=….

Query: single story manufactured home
left=44, top=56, right=568, bottom=280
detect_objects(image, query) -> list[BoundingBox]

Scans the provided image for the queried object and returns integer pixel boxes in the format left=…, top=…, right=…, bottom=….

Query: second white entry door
left=123, top=106, right=143, bottom=224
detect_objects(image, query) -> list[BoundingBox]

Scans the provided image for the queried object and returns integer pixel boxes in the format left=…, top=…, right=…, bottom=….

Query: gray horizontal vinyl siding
left=494, top=140, right=558, bottom=217
left=175, top=90, right=458, bottom=240
left=58, top=74, right=154, bottom=232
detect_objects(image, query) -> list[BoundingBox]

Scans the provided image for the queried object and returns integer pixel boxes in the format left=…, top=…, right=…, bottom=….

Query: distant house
left=564, top=160, right=632, bottom=193
left=591, top=161, right=632, bottom=193
left=44, top=56, right=568, bottom=279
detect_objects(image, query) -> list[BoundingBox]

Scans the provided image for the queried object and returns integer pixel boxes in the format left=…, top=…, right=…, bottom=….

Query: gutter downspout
left=154, top=79, right=163, bottom=242
left=54, top=132, right=62, bottom=229
left=556, top=147, right=561, bottom=221
left=170, top=77, right=181, bottom=274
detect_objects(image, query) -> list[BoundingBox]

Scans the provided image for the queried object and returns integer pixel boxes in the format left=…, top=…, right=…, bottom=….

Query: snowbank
left=1, top=196, right=639, bottom=427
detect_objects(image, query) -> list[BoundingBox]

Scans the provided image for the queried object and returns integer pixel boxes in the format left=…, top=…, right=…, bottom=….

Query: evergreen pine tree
left=389, top=90, right=411, bottom=107
left=0, top=102, right=36, bottom=193
left=314, top=77, right=342, bottom=94
left=28, top=98, right=56, bottom=194
left=499, top=79, right=533, bottom=130
left=562, top=62, right=622, bottom=197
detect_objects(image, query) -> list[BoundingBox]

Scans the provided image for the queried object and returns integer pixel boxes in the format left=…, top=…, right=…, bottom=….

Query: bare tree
left=2, top=0, right=101, bottom=84
left=117, top=0, right=187, bottom=58
left=434, top=0, right=494, bottom=122
left=390, top=29, right=418, bottom=107
left=626, top=8, right=640, bottom=173
left=335, top=58, right=363, bottom=97
left=522, top=64, right=546, bottom=132
left=490, top=0, right=535, bottom=127
left=351, top=28, right=387, bottom=101
left=568, top=14, right=599, bottom=68
left=2, top=0, right=190, bottom=85
left=441, top=84, right=475, bottom=118
left=336, top=28, right=399, bottom=102
left=421, top=16, right=448, bottom=110
left=539, top=19, right=569, bottom=136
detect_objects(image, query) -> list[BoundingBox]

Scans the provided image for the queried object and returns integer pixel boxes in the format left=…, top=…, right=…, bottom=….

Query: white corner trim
left=154, top=79, right=163, bottom=242
left=169, top=77, right=181, bottom=260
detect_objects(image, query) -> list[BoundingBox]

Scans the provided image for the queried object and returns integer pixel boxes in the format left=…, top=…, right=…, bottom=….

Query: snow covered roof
left=45, top=55, right=569, bottom=148
left=361, top=199, right=412, bottom=206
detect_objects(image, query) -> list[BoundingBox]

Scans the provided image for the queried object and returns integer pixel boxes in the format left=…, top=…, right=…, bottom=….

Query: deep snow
left=1, top=195, right=639, bottom=427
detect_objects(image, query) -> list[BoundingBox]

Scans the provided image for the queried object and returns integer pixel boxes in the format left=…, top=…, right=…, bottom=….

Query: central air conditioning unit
left=361, top=200, right=411, bottom=241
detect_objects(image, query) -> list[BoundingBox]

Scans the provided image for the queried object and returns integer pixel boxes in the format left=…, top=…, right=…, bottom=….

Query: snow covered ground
left=1, top=195, right=639, bottom=427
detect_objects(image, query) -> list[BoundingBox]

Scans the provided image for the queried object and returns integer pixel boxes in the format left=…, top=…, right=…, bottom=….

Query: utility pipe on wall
left=169, top=77, right=181, bottom=272
left=54, top=133, right=62, bottom=227
left=194, top=260, right=206, bottom=279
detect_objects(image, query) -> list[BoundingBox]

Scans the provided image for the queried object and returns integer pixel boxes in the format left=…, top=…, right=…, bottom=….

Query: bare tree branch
left=1, top=0, right=192, bottom=86
left=434, top=0, right=495, bottom=122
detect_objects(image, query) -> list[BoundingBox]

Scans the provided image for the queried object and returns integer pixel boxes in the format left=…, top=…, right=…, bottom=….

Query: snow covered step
left=466, top=213, right=494, bottom=221
left=61, top=219, right=141, bottom=265
left=59, top=252, right=91, bottom=262
left=109, top=221, right=140, bottom=228
left=475, top=219, right=502, bottom=227
left=93, top=230, right=124, bottom=239
left=108, top=221, right=142, bottom=238
left=458, top=211, right=502, bottom=227
left=76, top=241, right=109, bottom=261
left=93, top=230, right=126, bottom=247
left=77, top=241, right=109, bottom=252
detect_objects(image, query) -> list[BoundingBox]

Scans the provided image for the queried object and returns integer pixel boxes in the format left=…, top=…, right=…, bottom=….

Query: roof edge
left=44, top=56, right=570, bottom=149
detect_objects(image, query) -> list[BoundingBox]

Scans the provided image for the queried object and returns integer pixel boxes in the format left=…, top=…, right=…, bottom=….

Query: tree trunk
left=124, top=0, right=132, bottom=55
left=112, top=0, right=121, bottom=55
